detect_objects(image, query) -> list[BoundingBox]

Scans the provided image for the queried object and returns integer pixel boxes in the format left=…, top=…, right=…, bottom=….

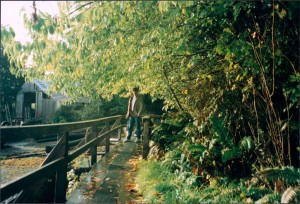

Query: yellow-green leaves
left=277, top=8, right=287, bottom=19
left=158, top=2, right=169, bottom=13
left=9, top=27, right=15, bottom=37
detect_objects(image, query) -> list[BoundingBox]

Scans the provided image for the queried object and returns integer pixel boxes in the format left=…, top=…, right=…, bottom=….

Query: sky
left=1, top=1, right=60, bottom=43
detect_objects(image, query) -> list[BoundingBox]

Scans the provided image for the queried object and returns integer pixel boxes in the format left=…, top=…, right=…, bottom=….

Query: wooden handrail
left=0, top=115, right=123, bottom=142
left=68, top=125, right=125, bottom=162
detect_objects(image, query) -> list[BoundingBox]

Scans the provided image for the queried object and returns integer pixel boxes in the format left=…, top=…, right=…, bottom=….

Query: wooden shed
left=15, top=79, right=71, bottom=123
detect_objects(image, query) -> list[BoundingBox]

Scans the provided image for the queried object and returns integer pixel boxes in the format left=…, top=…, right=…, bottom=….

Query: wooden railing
left=0, top=115, right=125, bottom=203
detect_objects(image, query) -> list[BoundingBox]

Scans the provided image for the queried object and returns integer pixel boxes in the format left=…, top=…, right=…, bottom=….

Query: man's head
left=132, top=87, right=139, bottom=96
left=132, top=87, right=139, bottom=92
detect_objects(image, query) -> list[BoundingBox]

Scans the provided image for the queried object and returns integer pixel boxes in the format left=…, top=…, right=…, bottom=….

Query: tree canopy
left=1, top=0, right=299, bottom=168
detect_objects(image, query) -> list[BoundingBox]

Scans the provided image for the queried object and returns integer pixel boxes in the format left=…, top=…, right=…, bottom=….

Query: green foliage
left=74, top=101, right=103, bottom=121
left=53, top=95, right=127, bottom=122
left=152, top=112, right=256, bottom=179
left=136, top=160, right=287, bottom=203
left=255, top=166, right=300, bottom=186
left=151, top=111, right=192, bottom=150
left=246, top=187, right=273, bottom=201
left=51, top=95, right=127, bottom=123
left=255, top=193, right=282, bottom=204
left=2, top=3, right=298, bottom=164
left=151, top=122, right=182, bottom=150
left=182, top=116, right=254, bottom=178
left=283, top=73, right=300, bottom=112
left=143, top=94, right=164, bottom=115
left=100, top=95, right=128, bottom=117
left=51, top=104, right=81, bottom=123
left=0, top=45, right=25, bottom=122
left=208, top=117, right=229, bottom=142
left=136, top=161, right=201, bottom=204
left=239, top=136, right=255, bottom=152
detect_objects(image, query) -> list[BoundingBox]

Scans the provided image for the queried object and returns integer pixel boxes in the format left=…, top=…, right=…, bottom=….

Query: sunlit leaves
left=9, top=27, right=15, bottom=37
left=1, top=0, right=299, bottom=160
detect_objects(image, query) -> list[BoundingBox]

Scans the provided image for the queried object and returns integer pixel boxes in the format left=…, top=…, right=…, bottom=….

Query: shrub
left=51, top=104, right=81, bottom=123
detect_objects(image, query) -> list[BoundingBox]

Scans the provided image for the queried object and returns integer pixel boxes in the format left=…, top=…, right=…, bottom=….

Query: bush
left=75, top=96, right=127, bottom=120
left=51, top=104, right=81, bottom=123
left=151, top=111, right=192, bottom=150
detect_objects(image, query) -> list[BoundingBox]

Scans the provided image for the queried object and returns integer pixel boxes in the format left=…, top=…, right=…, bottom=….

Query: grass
left=135, top=160, right=283, bottom=204
left=136, top=161, right=203, bottom=203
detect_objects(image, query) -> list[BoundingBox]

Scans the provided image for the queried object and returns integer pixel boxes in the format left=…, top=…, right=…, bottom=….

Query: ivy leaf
left=221, top=147, right=242, bottom=163
left=277, top=9, right=287, bottom=19
left=239, top=136, right=254, bottom=152
left=233, top=3, right=241, bottom=21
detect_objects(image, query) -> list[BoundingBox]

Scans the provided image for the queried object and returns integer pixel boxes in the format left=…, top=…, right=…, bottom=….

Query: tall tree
left=0, top=45, right=25, bottom=122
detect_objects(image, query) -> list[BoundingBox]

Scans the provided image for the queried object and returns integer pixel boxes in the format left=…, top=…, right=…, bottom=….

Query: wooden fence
left=0, top=115, right=125, bottom=203
left=0, top=114, right=161, bottom=203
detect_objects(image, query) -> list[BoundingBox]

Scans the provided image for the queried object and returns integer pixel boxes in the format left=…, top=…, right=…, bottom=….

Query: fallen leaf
left=130, top=168, right=137, bottom=172
left=126, top=183, right=136, bottom=188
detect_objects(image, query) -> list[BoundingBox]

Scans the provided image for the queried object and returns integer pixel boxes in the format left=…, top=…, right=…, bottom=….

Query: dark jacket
left=127, top=94, right=143, bottom=117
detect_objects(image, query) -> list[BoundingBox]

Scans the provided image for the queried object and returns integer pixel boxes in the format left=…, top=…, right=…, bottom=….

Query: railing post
left=105, top=122, right=110, bottom=153
left=142, top=117, right=151, bottom=160
left=118, top=128, right=121, bottom=141
left=54, top=131, right=69, bottom=203
left=90, top=125, right=97, bottom=165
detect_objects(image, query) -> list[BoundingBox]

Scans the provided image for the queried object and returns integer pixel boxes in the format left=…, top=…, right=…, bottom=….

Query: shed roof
left=34, top=79, right=49, bottom=93
left=34, top=79, right=71, bottom=102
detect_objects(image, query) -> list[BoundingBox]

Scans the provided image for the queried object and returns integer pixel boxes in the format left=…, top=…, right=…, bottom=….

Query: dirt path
left=0, top=157, right=46, bottom=185
left=0, top=138, right=54, bottom=185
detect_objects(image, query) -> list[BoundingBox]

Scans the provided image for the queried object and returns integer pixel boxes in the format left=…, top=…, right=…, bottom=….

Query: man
left=124, top=87, right=143, bottom=143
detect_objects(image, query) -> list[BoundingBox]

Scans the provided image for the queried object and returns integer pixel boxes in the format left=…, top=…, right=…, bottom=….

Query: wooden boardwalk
left=66, top=140, right=141, bottom=204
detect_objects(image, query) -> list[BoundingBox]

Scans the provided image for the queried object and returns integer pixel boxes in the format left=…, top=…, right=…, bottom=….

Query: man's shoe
left=124, top=138, right=131, bottom=143
left=135, top=138, right=141, bottom=143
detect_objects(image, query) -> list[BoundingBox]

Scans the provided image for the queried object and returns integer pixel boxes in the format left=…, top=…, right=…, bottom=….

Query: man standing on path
left=124, top=87, right=143, bottom=143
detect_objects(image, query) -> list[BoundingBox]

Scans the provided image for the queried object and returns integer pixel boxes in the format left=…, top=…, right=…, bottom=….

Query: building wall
left=36, top=92, right=43, bottom=118
left=15, top=93, right=24, bottom=119
left=42, top=99, right=56, bottom=122
left=20, top=82, right=35, bottom=92
left=15, top=82, right=62, bottom=122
